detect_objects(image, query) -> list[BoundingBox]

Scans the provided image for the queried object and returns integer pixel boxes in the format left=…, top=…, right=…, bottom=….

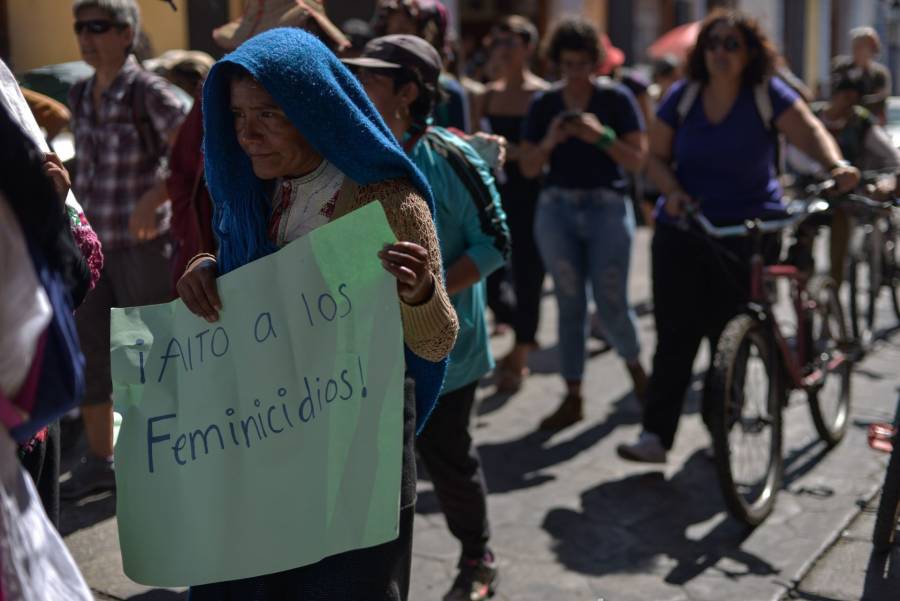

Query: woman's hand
left=176, top=258, right=222, bottom=322
left=830, top=164, right=861, bottom=194
left=129, top=192, right=162, bottom=241
left=466, top=132, right=508, bottom=170
left=664, top=189, right=695, bottom=218
left=568, top=112, right=605, bottom=144
left=379, top=242, right=434, bottom=305
left=43, top=152, right=70, bottom=203
left=540, top=114, right=570, bottom=153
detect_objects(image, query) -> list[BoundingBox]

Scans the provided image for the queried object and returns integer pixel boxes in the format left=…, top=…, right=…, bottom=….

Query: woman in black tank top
left=474, top=16, right=550, bottom=392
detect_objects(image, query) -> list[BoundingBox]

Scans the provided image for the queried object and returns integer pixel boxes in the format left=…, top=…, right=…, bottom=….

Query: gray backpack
left=675, top=79, right=775, bottom=130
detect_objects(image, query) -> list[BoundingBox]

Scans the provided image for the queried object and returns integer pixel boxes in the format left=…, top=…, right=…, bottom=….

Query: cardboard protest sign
left=110, top=203, right=404, bottom=586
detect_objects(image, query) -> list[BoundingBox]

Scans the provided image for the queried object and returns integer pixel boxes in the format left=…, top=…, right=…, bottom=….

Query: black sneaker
left=60, top=455, right=116, bottom=500
left=443, top=553, right=498, bottom=601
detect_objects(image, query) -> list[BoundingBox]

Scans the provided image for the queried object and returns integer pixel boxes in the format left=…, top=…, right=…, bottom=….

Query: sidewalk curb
left=773, top=478, right=884, bottom=601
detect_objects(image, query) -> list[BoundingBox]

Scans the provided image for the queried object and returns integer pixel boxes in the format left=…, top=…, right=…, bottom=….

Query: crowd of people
left=1, top=0, right=898, bottom=600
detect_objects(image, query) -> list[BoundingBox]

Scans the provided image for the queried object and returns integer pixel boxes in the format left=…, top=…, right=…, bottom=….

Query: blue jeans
left=535, top=186, right=640, bottom=381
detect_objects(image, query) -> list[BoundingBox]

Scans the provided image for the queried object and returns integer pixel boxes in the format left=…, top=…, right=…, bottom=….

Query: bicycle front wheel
left=848, top=223, right=883, bottom=344
left=806, top=276, right=852, bottom=447
left=707, top=314, right=783, bottom=527
left=873, top=425, right=900, bottom=552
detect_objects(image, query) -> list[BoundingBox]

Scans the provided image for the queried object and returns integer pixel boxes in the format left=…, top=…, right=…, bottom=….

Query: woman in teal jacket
left=346, top=34, right=510, bottom=601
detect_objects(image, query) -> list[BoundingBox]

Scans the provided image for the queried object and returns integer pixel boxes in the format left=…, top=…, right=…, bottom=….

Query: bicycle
left=844, top=173, right=900, bottom=344
left=687, top=192, right=853, bottom=526
left=870, top=388, right=900, bottom=553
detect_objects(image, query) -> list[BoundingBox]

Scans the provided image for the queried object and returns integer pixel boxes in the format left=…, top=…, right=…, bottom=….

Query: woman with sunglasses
left=617, top=9, right=859, bottom=463
left=519, top=16, right=648, bottom=431
left=472, top=15, right=549, bottom=392
left=64, top=0, right=187, bottom=500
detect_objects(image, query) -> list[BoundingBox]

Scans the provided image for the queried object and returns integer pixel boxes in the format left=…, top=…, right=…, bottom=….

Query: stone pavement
left=61, top=227, right=900, bottom=600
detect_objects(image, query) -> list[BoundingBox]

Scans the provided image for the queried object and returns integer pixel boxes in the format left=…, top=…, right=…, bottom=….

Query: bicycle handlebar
left=684, top=199, right=831, bottom=239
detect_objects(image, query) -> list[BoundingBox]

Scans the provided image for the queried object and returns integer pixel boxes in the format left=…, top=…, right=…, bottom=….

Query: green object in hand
left=594, top=125, right=617, bottom=151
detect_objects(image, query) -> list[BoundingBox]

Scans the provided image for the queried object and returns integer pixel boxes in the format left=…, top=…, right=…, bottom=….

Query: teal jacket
left=409, top=127, right=509, bottom=394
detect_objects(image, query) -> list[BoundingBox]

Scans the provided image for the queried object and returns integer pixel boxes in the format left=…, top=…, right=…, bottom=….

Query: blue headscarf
left=202, top=28, right=445, bottom=433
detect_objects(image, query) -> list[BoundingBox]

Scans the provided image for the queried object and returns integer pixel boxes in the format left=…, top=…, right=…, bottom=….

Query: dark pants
left=504, top=182, right=545, bottom=345
left=487, top=171, right=546, bottom=344
left=75, top=236, right=174, bottom=405
left=416, top=381, right=490, bottom=560
left=18, top=421, right=61, bottom=527
left=486, top=270, right=515, bottom=328
left=643, top=223, right=779, bottom=449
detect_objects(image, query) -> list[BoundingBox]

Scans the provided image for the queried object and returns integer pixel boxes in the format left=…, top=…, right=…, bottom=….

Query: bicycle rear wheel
left=885, top=216, right=900, bottom=323
left=707, top=314, right=783, bottom=527
left=848, top=224, right=883, bottom=343
left=806, top=276, right=852, bottom=447
left=873, top=402, right=900, bottom=552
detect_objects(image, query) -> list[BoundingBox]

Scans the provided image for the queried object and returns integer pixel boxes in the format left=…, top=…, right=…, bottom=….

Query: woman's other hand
left=830, top=164, right=861, bottom=194
left=568, top=112, right=605, bottom=144
left=43, top=152, right=70, bottom=203
left=379, top=241, right=435, bottom=305
left=176, top=258, right=222, bottom=322
left=664, top=189, right=695, bottom=218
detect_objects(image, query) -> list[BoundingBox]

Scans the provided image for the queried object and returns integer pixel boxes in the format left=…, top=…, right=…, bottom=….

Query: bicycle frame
left=690, top=202, right=849, bottom=394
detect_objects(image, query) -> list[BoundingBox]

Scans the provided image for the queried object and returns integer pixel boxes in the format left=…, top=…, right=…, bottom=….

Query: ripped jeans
left=535, top=186, right=640, bottom=381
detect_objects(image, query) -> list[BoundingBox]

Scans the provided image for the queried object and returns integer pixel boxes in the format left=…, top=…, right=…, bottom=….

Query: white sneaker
left=616, top=431, right=667, bottom=463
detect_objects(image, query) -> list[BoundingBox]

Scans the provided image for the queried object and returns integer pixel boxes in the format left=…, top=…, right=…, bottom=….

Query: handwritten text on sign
left=110, top=203, right=404, bottom=587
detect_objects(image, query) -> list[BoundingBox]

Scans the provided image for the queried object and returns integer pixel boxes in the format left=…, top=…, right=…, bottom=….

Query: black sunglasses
left=705, top=34, right=743, bottom=53
left=73, top=19, right=125, bottom=35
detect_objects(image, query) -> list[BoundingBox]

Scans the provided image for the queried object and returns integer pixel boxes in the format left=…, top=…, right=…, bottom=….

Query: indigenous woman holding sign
left=177, top=28, right=458, bottom=601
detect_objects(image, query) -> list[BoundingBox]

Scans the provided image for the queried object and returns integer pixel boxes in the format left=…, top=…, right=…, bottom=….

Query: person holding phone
left=520, top=17, right=648, bottom=432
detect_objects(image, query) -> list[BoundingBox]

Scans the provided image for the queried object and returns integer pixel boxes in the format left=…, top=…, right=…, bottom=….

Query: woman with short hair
left=520, top=16, right=649, bottom=431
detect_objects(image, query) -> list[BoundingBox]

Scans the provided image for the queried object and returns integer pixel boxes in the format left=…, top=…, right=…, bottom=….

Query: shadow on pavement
left=862, top=546, right=900, bottom=600
left=541, top=451, right=777, bottom=584
left=126, top=591, right=188, bottom=600
left=482, top=389, right=643, bottom=494
left=59, top=490, right=117, bottom=537
left=417, top=388, right=646, bottom=516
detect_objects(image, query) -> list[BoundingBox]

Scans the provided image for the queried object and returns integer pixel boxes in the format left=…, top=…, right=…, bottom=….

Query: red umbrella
left=648, top=21, right=701, bottom=60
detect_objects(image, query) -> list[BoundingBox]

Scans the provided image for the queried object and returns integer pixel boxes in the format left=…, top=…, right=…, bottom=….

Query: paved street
left=62, top=226, right=900, bottom=600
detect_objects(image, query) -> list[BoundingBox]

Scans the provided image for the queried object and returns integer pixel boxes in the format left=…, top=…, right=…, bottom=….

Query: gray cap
left=342, top=34, right=441, bottom=87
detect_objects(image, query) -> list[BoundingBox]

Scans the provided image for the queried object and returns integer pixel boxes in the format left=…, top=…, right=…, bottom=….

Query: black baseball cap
left=342, top=34, right=442, bottom=87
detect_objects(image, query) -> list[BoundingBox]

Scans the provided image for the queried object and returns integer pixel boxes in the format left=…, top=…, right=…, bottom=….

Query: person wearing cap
left=471, top=14, right=549, bottom=393
left=832, top=26, right=892, bottom=124
left=179, top=27, right=457, bottom=600
left=520, top=16, right=649, bottom=432
left=373, top=0, right=471, bottom=132
left=345, top=34, right=509, bottom=601
left=786, top=68, right=900, bottom=286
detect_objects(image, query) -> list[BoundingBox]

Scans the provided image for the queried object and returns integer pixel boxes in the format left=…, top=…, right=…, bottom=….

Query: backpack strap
left=131, top=70, right=164, bottom=161
left=753, top=81, right=774, bottom=131
left=424, top=129, right=511, bottom=260
left=676, top=81, right=702, bottom=127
